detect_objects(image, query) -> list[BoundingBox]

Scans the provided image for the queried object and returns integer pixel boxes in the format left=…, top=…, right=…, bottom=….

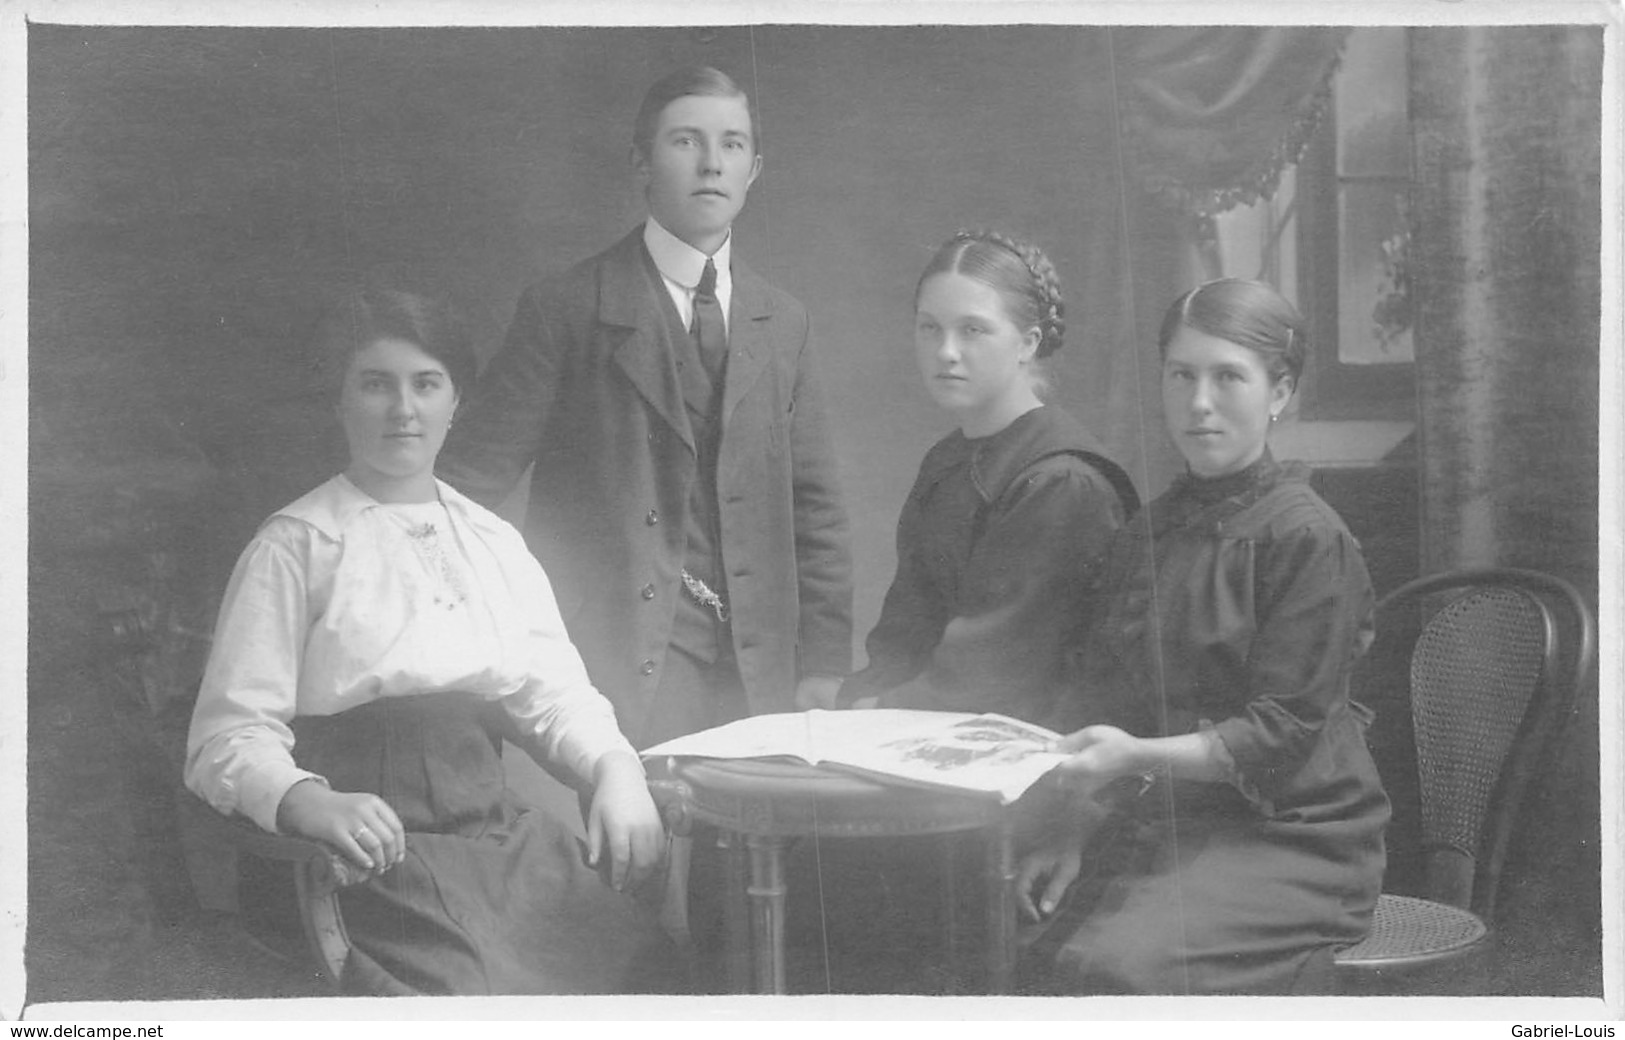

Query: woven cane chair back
left=1408, top=584, right=1552, bottom=909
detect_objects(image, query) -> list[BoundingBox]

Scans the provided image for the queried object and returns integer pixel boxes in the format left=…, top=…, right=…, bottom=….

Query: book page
left=641, top=710, right=821, bottom=761
left=822, top=712, right=1069, bottom=804
left=642, top=709, right=1068, bottom=803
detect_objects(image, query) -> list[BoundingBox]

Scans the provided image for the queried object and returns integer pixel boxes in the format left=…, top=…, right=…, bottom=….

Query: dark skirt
left=1020, top=784, right=1386, bottom=996
left=291, top=693, right=668, bottom=996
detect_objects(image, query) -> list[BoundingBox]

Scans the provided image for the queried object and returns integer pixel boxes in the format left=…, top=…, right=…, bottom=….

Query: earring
left=1269, top=412, right=1280, bottom=424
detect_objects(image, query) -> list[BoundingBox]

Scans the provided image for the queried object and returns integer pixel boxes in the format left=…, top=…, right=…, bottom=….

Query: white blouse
left=185, top=474, right=638, bottom=833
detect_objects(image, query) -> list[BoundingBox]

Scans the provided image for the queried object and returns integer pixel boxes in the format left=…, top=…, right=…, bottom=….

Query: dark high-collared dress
left=838, top=405, right=1138, bottom=725
left=786, top=406, right=1135, bottom=991
left=1027, top=453, right=1390, bottom=995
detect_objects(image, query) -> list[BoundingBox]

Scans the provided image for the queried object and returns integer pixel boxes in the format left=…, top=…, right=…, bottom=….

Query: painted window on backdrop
left=1209, top=27, right=1416, bottom=424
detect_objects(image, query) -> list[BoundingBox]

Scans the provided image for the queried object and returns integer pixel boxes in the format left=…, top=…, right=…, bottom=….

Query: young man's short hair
left=631, top=65, right=757, bottom=159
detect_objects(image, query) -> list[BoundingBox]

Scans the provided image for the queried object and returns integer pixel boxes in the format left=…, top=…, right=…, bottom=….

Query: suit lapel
left=602, top=231, right=695, bottom=454
left=722, top=262, right=775, bottom=426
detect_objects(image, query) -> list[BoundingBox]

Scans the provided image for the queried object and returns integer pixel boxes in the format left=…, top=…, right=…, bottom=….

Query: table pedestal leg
left=984, top=817, right=1016, bottom=994
left=720, top=831, right=751, bottom=993
left=941, top=833, right=962, bottom=992
left=745, top=833, right=789, bottom=994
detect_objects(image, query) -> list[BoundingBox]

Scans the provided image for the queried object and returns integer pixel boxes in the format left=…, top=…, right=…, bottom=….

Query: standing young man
left=439, top=67, right=852, bottom=749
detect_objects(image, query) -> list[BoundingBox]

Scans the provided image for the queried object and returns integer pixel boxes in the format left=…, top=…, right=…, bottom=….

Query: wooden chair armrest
left=176, top=788, right=368, bottom=890
left=175, top=787, right=359, bottom=988
left=647, top=777, right=694, bottom=837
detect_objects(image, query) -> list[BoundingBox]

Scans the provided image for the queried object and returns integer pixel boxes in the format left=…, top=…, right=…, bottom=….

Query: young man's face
left=637, top=93, right=761, bottom=255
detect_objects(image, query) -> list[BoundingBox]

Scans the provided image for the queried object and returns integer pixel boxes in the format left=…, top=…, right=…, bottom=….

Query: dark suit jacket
left=439, top=228, right=853, bottom=746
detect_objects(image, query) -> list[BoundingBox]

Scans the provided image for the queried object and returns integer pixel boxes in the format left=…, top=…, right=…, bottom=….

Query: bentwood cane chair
left=173, top=713, right=693, bottom=993
left=1333, top=568, right=1595, bottom=989
left=175, top=784, right=365, bottom=986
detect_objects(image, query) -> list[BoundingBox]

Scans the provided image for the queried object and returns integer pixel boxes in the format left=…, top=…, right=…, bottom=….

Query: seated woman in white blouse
left=185, top=287, right=666, bottom=996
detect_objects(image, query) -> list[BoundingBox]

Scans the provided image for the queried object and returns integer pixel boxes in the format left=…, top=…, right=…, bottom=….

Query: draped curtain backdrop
left=1115, top=26, right=1348, bottom=218
left=1405, top=26, right=1603, bottom=988
left=1101, top=26, right=1347, bottom=492
left=1409, top=27, right=1601, bottom=595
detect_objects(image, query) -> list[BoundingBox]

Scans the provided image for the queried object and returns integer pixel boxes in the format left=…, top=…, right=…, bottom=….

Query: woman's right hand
left=1053, top=724, right=1145, bottom=794
left=586, top=752, right=666, bottom=893
left=276, top=778, right=407, bottom=875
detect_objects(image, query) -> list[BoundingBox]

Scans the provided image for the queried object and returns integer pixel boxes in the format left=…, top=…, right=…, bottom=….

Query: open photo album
left=641, top=709, right=1070, bottom=805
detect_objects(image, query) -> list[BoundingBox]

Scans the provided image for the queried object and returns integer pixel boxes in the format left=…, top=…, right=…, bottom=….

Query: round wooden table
left=662, top=757, right=1020, bottom=994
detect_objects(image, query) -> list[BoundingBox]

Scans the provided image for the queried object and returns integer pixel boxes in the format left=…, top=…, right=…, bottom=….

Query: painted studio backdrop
left=25, top=23, right=1603, bottom=1002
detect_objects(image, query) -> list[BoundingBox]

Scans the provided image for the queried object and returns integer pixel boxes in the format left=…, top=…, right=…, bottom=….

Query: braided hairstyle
left=915, top=228, right=1066, bottom=358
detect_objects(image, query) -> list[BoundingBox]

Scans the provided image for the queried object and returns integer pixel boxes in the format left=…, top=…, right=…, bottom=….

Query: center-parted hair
left=632, top=66, right=757, bottom=161
left=1157, top=278, right=1308, bottom=388
left=309, top=286, right=477, bottom=404
left=915, top=229, right=1066, bottom=358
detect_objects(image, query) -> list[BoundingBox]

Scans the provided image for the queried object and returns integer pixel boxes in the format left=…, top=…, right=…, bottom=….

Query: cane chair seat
left=1339, top=894, right=1488, bottom=970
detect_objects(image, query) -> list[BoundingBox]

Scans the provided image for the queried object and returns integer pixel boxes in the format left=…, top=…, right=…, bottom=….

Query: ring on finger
left=352, top=825, right=374, bottom=843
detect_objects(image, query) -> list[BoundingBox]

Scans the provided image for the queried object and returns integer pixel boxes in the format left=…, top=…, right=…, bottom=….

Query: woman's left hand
left=1015, top=840, right=1083, bottom=923
left=586, top=752, right=666, bottom=893
left=1053, top=725, right=1145, bottom=791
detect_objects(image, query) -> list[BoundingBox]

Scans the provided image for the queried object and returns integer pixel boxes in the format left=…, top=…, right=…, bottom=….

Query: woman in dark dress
left=833, top=229, right=1137, bottom=723
left=785, top=231, right=1134, bottom=993
left=1017, top=278, right=1389, bottom=995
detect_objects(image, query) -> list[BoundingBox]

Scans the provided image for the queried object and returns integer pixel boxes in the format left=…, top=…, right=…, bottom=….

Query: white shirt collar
left=643, top=217, right=732, bottom=295
left=275, top=473, right=486, bottom=541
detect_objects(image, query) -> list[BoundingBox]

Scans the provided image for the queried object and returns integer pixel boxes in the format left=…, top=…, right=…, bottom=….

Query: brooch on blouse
left=403, top=522, right=469, bottom=609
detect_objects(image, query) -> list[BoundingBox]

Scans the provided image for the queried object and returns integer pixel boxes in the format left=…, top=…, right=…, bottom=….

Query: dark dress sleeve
left=837, top=480, right=946, bottom=704
left=868, top=457, right=1124, bottom=721
left=1207, top=516, right=1376, bottom=802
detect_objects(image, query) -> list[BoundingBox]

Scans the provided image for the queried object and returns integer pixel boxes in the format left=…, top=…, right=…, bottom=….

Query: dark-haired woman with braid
left=832, top=230, right=1138, bottom=724
left=785, top=231, right=1135, bottom=993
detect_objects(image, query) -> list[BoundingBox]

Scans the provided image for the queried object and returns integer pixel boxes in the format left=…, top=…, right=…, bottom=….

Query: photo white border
left=2, top=0, right=1617, bottom=1027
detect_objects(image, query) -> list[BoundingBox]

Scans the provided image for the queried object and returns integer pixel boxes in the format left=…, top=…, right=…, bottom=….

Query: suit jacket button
left=640, top=583, right=656, bottom=600
left=639, top=659, right=656, bottom=676
left=645, top=510, right=660, bottom=525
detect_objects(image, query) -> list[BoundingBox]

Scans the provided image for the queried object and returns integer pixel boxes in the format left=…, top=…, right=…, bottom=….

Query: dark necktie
left=691, top=258, right=727, bottom=382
